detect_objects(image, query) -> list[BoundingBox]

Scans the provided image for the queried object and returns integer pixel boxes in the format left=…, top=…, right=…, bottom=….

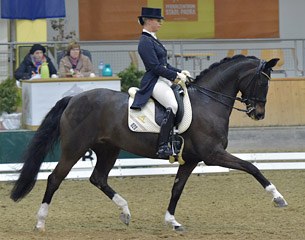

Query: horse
left=11, top=55, right=287, bottom=232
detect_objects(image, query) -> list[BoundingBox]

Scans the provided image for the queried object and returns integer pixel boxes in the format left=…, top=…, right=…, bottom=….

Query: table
left=21, top=76, right=121, bottom=130
left=174, top=53, right=215, bottom=74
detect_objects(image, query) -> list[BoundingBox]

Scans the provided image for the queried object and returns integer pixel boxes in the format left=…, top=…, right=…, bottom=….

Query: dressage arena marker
left=1, top=152, right=305, bottom=182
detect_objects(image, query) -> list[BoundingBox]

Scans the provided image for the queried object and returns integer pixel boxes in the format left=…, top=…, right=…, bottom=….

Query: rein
left=188, top=82, right=249, bottom=113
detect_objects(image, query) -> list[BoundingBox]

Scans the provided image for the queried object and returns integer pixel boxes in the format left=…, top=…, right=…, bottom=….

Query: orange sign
left=163, top=0, right=198, bottom=21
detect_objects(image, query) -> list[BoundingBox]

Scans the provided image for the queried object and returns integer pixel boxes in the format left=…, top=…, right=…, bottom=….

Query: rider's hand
left=181, top=70, right=191, bottom=78
left=177, top=72, right=188, bottom=83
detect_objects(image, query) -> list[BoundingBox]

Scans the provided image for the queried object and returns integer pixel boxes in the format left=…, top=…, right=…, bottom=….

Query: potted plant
left=118, top=64, right=144, bottom=92
left=0, top=77, right=22, bottom=130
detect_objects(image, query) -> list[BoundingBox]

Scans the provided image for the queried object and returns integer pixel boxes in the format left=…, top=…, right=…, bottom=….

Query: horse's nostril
left=257, top=113, right=265, bottom=119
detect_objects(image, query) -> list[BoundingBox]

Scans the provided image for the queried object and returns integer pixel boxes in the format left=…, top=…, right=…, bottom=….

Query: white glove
left=176, top=72, right=188, bottom=83
left=181, top=70, right=191, bottom=78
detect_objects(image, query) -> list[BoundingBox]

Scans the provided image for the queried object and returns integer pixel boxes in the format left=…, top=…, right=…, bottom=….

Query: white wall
left=0, top=20, right=8, bottom=81
left=47, top=0, right=79, bottom=41
left=280, top=0, right=305, bottom=39
left=0, top=20, right=8, bottom=42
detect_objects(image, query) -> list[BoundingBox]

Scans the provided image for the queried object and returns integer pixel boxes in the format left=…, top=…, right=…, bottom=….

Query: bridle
left=188, top=60, right=271, bottom=114
left=240, top=60, right=270, bottom=114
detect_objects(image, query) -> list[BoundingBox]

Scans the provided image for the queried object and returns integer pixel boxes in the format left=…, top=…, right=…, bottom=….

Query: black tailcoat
left=130, top=32, right=181, bottom=109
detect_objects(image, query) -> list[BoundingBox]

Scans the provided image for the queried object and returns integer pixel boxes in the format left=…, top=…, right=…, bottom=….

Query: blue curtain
left=1, top=0, right=66, bottom=20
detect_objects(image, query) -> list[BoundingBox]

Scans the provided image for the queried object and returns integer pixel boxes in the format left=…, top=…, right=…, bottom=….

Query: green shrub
left=0, top=78, right=21, bottom=114
left=118, top=64, right=144, bottom=92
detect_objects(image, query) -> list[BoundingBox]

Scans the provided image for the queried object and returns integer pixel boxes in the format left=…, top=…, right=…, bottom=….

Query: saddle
left=128, top=82, right=192, bottom=133
left=128, top=81, right=192, bottom=164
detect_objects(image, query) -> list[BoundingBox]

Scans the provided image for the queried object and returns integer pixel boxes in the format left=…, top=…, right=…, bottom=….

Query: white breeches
left=152, top=77, right=178, bottom=114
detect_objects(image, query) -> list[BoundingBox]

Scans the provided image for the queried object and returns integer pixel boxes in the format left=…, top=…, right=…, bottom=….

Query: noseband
left=188, top=60, right=270, bottom=113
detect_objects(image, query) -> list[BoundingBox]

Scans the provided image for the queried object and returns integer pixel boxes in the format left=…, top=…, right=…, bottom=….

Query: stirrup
left=169, top=134, right=185, bottom=165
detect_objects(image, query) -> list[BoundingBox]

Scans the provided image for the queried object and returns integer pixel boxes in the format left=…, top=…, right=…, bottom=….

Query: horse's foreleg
left=165, top=161, right=197, bottom=231
left=206, top=151, right=288, bottom=207
left=89, top=144, right=131, bottom=226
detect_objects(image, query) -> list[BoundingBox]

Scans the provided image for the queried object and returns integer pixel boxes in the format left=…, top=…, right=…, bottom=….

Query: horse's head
left=239, top=58, right=279, bottom=120
left=191, top=55, right=279, bottom=121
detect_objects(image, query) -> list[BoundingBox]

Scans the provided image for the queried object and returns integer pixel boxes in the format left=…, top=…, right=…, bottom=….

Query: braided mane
left=194, top=55, right=259, bottom=81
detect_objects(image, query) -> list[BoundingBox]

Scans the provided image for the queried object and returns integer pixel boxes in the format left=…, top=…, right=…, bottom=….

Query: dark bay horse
left=11, top=55, right=287, bottom=232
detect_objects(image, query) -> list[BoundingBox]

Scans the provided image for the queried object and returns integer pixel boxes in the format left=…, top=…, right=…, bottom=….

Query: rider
left=130, top=7, right=191, bottom=158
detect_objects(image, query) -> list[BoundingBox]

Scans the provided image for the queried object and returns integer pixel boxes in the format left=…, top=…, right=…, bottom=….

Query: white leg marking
left=165, top=210, right=181, bottom=229
left=265, top=183, right=288, bottom=207
left=112, top=194, right=131, bottom=216
left=36, top=203, right=49, bottom=231
left=265, top=183, right=282, bottom=199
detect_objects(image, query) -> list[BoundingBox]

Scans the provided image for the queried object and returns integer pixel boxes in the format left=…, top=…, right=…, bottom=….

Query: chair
left=291, top=48, right=304, bottom=76
left=128, top=51, right=139, bottom=69
left=240, top=49, right=248, bottom=56
left=260, top=49, right=286, bottom=76
left=227, top=49, right=248, bottom=58
left=227, top=49, right=235, bottom=58
left=56, top=49, right=92, bottom=67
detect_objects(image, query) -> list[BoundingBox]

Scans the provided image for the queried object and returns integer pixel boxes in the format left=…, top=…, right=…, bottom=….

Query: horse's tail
left=10, top=96, right=72, bottom=202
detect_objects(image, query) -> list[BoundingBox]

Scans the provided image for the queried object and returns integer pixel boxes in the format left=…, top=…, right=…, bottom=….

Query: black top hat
left=138, top=7, right=164, bottom=25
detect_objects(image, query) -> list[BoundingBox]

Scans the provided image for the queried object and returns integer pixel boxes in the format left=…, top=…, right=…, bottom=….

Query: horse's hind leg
left=206, top=150, right=288, bottom=207
left=36, top=145, right=88, bottom=231
left=89, top=143, right=131, bottom=226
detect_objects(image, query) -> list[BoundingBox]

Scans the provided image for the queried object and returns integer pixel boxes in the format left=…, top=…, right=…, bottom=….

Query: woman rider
left=130, top=7, right=190, bottom=158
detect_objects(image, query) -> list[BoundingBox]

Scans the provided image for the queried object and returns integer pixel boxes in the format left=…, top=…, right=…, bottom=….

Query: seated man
left=58, top=41, right=93, bottom=78
left=14, top=44, right=57, bottom=80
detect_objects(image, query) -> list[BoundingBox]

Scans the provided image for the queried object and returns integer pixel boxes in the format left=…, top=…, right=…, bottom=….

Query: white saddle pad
left=128, top=82, right=192, bottom=133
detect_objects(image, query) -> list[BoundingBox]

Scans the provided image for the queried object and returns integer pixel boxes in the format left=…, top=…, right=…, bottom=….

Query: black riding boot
left=156, top=108, right=175, bottom=158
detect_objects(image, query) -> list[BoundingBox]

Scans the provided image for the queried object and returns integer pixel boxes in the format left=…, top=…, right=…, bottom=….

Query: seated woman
left=58, top=41, right=94, bottom=78
left=14, top=44, right=57, bottom=80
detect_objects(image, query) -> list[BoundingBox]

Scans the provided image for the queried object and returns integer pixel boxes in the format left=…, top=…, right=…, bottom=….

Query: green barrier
left=0, top=130, right=140, bottom=164
left=0, top=130, right=61, bottom=164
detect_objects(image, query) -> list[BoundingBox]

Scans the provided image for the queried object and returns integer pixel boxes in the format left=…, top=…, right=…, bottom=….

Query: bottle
left=98, top=61, right=104, bottom=76
left=102, top=64, right=113, bottom=76
left=40, top=62, right=49, bottom=79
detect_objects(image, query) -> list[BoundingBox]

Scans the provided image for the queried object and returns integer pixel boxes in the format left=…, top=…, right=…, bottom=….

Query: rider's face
left=147, top=18, right=162, bottom=32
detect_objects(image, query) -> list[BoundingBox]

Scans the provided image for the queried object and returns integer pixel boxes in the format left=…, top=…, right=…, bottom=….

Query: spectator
left=14, top=44, right=57, bottom=80
left=58, top=41, right=93, bottom=78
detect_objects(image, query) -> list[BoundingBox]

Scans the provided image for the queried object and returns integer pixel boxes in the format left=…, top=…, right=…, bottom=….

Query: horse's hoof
left=119, top=212, right=131, bottom=226
left=273, top=197, right=288, bottom=207
left=174, top=225, right=186, bottom=232
left=34, top=226, right=46, bottom=233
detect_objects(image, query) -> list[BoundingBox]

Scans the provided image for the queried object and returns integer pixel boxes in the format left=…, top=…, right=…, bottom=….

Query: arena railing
left=1, top=152, right=305, bottom=181
left=0, top=38, right=304, bottom=81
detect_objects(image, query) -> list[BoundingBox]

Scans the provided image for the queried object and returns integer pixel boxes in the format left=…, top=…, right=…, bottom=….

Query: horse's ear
left=264, top=58, right=280, bottom=69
